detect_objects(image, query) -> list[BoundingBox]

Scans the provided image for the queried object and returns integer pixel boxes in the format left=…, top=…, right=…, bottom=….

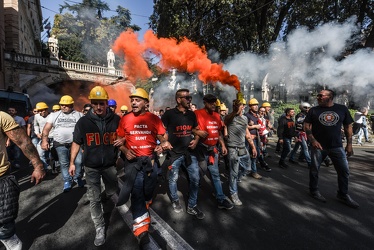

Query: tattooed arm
left=6, top=126, right=45, bottom=184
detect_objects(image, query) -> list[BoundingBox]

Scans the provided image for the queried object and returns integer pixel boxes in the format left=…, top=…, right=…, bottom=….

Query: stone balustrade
left=59, top=60, right=123, bottom=76
left=4, top=51, right=50, bottom=65
left=4, top=51, right=123, bottom=77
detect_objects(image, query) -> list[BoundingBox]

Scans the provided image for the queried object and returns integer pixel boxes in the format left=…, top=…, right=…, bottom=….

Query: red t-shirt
left=117, top=112, right=166, bottom=157
left=194, top=109, right=223, bottom=146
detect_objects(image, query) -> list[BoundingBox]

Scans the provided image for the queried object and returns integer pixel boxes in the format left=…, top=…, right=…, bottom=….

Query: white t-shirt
left=46, top=110, right=82, bottom=143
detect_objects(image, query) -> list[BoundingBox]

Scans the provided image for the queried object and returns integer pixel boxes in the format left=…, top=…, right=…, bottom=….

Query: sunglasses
left=317, top=94, right=329, bottom=98
left=91, top=102, right=106, bottom=106
left=179, top=96, right=192, bottom=101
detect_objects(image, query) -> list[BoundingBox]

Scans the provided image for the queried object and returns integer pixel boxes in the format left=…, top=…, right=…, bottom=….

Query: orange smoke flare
left=113, top=29, right=240, bottom=91
left=112, top=30, right=153, bottom=83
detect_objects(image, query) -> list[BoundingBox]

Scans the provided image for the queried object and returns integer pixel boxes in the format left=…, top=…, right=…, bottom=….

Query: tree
left=150, top=0, right=374, bottom=60
left=52, top=1, right=140, bottom=65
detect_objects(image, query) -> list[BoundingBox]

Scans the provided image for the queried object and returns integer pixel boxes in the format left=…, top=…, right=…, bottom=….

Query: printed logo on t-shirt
left=319, top=111, right=339, bottom=126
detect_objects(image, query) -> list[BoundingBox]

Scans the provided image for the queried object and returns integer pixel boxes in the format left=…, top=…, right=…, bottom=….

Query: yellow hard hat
left=240, top=98, right=246, bottom=105
left=88, top=86, right=109, bottom=100
left=248, top=98, right=259, bottom=105
left=59, top=95, right=74, bottom=105
left=35, top=102, right=48, bottom=110
left=129, top=88, right=149, bottom=101
left=215, top=99, right=221, bottom=107
left=220, top=103, right=227, bottom=111
left=262, top=102, right=271, bottom=108
left=120, top=105, right=128, bottom=111
left=52, top=105, right=61, bottom=110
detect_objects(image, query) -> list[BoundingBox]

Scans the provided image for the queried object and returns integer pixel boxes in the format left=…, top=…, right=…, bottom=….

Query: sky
left=39, top=0, right=154, bottom=41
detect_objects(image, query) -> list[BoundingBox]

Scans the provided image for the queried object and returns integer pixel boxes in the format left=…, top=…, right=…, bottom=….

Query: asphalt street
left=2, top=140, right=374, bottom=250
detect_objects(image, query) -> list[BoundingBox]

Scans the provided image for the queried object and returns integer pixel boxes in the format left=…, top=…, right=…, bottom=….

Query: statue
left=262, top=73, right=270, bottom=101
left=107, top=49, right=115, bottom=68
left=48, top=35, right=59, bottom=58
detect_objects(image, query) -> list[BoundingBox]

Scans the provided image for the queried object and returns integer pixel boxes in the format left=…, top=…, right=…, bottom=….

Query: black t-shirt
left=245, top=111, right=258, bottom=136
left=161, top=108, right=198, bottom=154
left=304, top=103, right=353, bottom=149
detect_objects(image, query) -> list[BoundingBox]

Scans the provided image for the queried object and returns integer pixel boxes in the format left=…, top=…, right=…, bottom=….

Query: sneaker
left=261, top=164, right=272, bottom=172
left=0, top=234, right=22, bottom=250
left=172, top=200, right=183, bottom=213
left=63, top=181, right=72, bottom=192
left=230, top=193, right=242, bottom=206
left=278, top=161, right=289, bottom=169
left=324, top=159, right=332, bottom=167
left=138, top=231, right=151, bottom=249
left=74, top=177, right=85, bottom=187
left=336, top=193, right=359, bottom=208
left=288, top=159, right=299, bottom=164
left=94, top=226, right=105, bottom=246
left=187, top=206, right=205, bottom=219
left=217, top=199, right=234, bottom=210
left=310, top=191, right=326, bottom=203
left=251, top=172, right=262, bottom=179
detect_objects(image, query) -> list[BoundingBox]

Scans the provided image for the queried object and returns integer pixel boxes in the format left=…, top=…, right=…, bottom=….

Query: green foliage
left=150, top=0, right=374, bottom=60
left=271, top=102, right=301, bottom=121
left=271, top=102, right=358, bottom=121
left=52, top=1, right=139, bottom=65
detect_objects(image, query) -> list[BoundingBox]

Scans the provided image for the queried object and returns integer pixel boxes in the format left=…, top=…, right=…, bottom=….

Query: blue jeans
left=238, top=153, right=251, bottom=178
left=280, top=138, right=292, bottom=161
left=37, top=140, right=50, bottom=170
left=169, top=155, right=200, bottom=208
left=31, top=137, right=39, bottom=149
left=310, top=147, right=350, bottom=195
left=55, top=145, right=82, bottom=183
left=246, top=140, right=258, bottom=173
left=228, top=147, right=250, bottom=195
left=85, top=166, right=118, bottom=228
left=203, top=151, right=226, bottom=201
left=289, top=137, right=311, bottom=165
left=357, top=127, right=369, bottom=143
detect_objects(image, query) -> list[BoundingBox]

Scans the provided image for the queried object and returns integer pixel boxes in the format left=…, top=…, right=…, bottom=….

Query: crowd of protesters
left=1, top=86, right=373, bottom=250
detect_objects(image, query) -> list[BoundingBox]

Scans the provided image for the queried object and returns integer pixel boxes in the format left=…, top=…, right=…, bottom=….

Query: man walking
left=162, top=89, right=210, bottom=219
left=194, top=94, right=233, bottom=210
left=224, top=99, right=257, bottom=206
left=0, top=111, right=45, bottom=250
left=245, top=98, right=271, bottom=178
left=69, top=86, right=122, bottom=246
left=289, top=103, right=312, bottom=167
left=117, top=88, right=171, bottom=249
left=41, top=95, right=84, bottom=192
left=304, top=89, right=359, bottom=208
left=277, top=108, right=297, bottom=169
left=34, top=102, right=52, bottom=172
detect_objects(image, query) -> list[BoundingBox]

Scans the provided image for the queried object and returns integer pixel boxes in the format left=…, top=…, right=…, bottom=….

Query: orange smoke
left=112, top=29, right=240, bottom=91
left=58, top=81, right=132, bottom=112
left=112, top=30, right=153, bottom=83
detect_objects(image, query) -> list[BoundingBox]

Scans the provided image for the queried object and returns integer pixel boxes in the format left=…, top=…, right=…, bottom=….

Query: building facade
left=1, top=0, right=5, bottom=88
left=1, top=0, right=43, bottom=89
left=4, top=0, right=43, bottom=55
